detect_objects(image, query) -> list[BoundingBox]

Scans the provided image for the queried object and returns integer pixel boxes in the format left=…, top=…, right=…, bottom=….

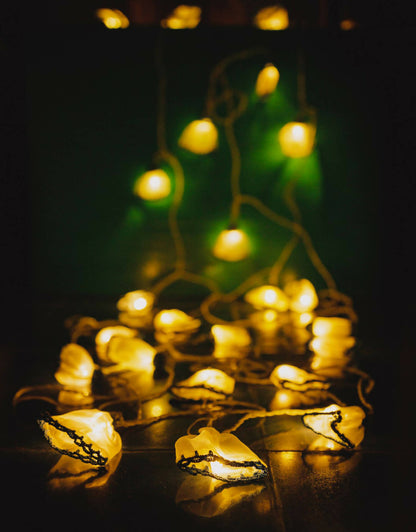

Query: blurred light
left=54, top=344, right=95, bottom=388
left=212, top=228, right=250, bottom=261
left=270, top=364, right=329, bottom=391
left=105, top=337, right=156, bottom=373
left=117, top=290, right=155, bottom=316
left=340, top=19, right=357, bottom=30
left=254, top=5, right=289, bottom=30
left=178, top=118, right=218, bottom=154
left=96, top=9, right=129, bottom=29
left=161, top=5, right=201, bottom=29
left=154, top=309, right=201, bottom=333
left=255, top=63, right=280, bottom=98
left=134, top=169, right=171, bottom=201
left=244, top=285, right=289, bottom=311
left=278, top=122, right=316, bottom=158
left=284, top=278, right=318, bottom=313
left=312, top=317, right=352, bottom=337
left=171, top=368, right=235, bottom=401
left=95, top=325, right=136, bottom=362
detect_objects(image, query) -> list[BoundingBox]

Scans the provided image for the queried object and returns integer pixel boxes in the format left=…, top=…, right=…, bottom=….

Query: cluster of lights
left=95, top=4, right=290, bottom=32
left=15, top=271, right=372, bottom=496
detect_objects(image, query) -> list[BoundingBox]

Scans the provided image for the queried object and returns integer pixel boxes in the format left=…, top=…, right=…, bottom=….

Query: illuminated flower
left=154, top=309, right=201, bottom=334
left=244, top=285, right=289, bottom=311
left=175, top=427, right=267, bottom=482
left=171, top=368, right=235, bottom=401
left=104, top=337, right=156, bottom=373
left=270, top=364, right=329, bottom=392
left=284, top=278, right=318, bottom=313
left=38, top=409, right=122, bottom=466
left=302, top=404, right=365, bottom=450
left=95, top=325, right=137, bottom=362
left=54, top=344, right=95, bottom=388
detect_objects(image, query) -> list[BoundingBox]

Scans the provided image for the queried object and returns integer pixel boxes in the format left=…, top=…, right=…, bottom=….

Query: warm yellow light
left=95, top=326, right=136, bottom=362
left=96, top=9, right=129, bottom=29
left=255, top=63, right=280, bottom=98
left=117, top=290, right=155, bottom=316
left=178, top=118, right=218, bottom=154
left=154, top=309, right=201, bottom=333
left=278, top=121, right=316, bottom=158
left=244, top=285, right=289, bottom=311
left=303, top=404, right=366, bottom=450
left=254, top=5, right=289, bottom=30
left=134, top=169, right=171, bottom=201
left=161, top=5, right=201, bottom=29
left=54, top=344, right=95, bottom=388
left=312, top=317, right=352, bottom=337
left=284, top=278, right=318, bottom=313
left=309, top=336, right=356, bottom=358
left=176, top=475, right=265, bottom=517
left=340, top=19, right=357, bottom=31
left=292, top=311, right=314, bottom=327
left=104, top=337, right=156, bottom=373
left=175, top=427, right=268, bottom=482
left=211, top=324, right=251, bottom=349
left=270, top=364, right=329, bottom=392
left=39, top=409, right=122, bottom=465
left=171, top=368, right=235, bottom=401
left=212, top=228, right=250, bottom=261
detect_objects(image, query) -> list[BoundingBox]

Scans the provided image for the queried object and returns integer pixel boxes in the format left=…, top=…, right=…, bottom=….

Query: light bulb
left=244, top=285, right=289, bottom=311
left=278, top=121, right=316, bottom=158
left=254, top=5, right=289, bottom=31
left=212, top=228, right=250, bottom=261
left=161, top=5, right=201, bottom=29
left=95, top=9, right=129, bottom=29
left=178, top=118, right=218, bottom=154
left=255, top=63, right=280, bottom=98
left=134, top=169, right=171, bottom=201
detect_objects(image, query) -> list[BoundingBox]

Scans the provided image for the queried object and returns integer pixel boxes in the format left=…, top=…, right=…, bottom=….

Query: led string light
left=13, top=36, right=375, bottom=496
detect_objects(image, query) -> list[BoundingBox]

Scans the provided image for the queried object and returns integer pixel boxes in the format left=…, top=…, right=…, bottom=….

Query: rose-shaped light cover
left=270, top=364, right=329, bottom=392
left=171, top=368, right=235, bottom=401
left=38, top=409, right=122, bottom=466
left=175, top=427, right=267, bottom=482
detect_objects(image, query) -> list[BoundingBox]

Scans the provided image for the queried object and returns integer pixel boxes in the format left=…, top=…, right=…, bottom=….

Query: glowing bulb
left=212, top=228, right=250, bottom=261
left=211, top=324, right=251, bottom=349
left=270, top=364, right=329, bottom=391
left=105, top=337, right=156, bottom=373
left=96, top=9, right=129, bottom=29
left=154, top=309, right=201, bottom=333
left=54, top=344, right=95, bottom=388
left=39, top=409, right=122, bottom=465
left=175, top=427, right=268, bottom=482
left=134, top=169, right=171, bottom=201
left=117, top=290, right=155, bottom=316
left=278, top=122, right=316, bottom=158
left=95, top=326, right=136, bottom=362
left=254, top=5, right=289, bottom=30
left=171, top=368, right=235, bottom=401
left=178, top=118, right=218, bottom=154
left=161, top=5, right=201, bottom=29
left=284, top=278, right=318, bottom=313
left=312, top=317, right=352, bottom=337
left=244, top=285, right=289, bottom=311
left=255, top=63, right=280, bottom=98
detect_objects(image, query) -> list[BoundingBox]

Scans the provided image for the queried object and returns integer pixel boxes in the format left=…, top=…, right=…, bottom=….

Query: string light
left=278, top=121, right=316, bottom=158
left=103, top=337, right=156, bottom=373
left=95, top=9, right=129, bottom=29
left=161, top=5, right=201, bottom=29
left=133, top=169, right=171, bottom=201
left=212, top=227, right=250, bottom=261
left=54, top=344, right=95, bottom=388
left=255, top=63, right=280, bottom=98
left=245, top=285, right=289, bottom=311
left=253, top=5, right=289, bottom=30
left=270, top=364, right=329, bottom=392
left=178, top=118, right=218, bottom=154
left=171, top=368, right=235, bottom=401
left=175, top=427, right=268, bottom=482
left=38, top=409, right=122, bottom=466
